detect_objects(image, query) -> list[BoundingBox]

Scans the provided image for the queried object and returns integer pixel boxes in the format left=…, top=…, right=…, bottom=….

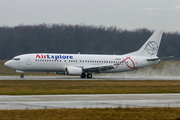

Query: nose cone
left=4, top=60, right=13, bottom=68
left=4, top=61, right=9, bottom=67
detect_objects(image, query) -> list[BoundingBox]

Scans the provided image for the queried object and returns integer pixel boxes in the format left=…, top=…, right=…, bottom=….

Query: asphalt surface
left=0, top=76, right=180, bottom=110
left=0, top=76, right=180, bottom=80
left=0, top=94, right=180, bottom=110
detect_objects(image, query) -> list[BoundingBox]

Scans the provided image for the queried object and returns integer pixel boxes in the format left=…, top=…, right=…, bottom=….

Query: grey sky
left=0, top=0, right=180, bottom=32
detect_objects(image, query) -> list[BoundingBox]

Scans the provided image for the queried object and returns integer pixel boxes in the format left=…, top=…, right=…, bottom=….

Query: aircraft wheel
left=20, top=74, right=24, bottom=78
left=87, top=73, right=92, bottom=78
left=81, top=72, right=86, bottom=78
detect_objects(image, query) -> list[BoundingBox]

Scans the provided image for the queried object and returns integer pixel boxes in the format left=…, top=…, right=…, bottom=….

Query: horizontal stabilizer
left=147, top=56, right=174, bottom=61
left=159, top=56, right=174, bottom=60
left=147, top=58, right=160, bottom=61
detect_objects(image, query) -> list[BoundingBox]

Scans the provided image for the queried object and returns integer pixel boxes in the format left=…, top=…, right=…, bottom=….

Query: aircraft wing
left=81, top=64, right=115, bottom=73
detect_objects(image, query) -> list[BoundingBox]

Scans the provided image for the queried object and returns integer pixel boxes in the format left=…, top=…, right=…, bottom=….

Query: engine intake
left=65, top=66, right=82, bottom=75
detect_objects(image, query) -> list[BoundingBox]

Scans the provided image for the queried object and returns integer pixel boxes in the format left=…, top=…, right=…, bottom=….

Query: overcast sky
left=0, top=0, right=180, bottom=32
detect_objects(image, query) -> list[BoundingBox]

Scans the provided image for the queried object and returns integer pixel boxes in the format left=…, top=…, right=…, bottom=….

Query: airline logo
left=144, top=41, right=158, bottom=56
left=36, top=54, right=73, bottom=60
left=114, top=56, right=138, bottom=70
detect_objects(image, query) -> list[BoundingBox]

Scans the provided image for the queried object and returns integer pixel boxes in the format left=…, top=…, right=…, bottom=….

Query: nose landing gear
left=20, top=74, right=24, bottom=78
left=15, top=70, right=25, bottom=78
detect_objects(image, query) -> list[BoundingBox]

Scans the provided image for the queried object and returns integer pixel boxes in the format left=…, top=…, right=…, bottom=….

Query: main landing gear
left=81, top=72, right=92, bottom=78
left=20, top=73, right=24, bottom=78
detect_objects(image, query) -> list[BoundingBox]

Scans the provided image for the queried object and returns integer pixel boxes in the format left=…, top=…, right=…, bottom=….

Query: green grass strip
left=0, top=108, right=180, bottom=120
left=0, top=80, right=180, bottom=95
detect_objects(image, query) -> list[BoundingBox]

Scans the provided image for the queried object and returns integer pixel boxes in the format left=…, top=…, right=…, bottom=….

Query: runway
left=0, top=76, right=180, bottom=80
left=0, top=76, right=180, bottom=110
left=0, top=94, right=180, bottom=110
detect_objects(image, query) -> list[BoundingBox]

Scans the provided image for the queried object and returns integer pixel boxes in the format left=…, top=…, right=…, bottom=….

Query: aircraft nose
left=4, top=61, right=11, bottom=68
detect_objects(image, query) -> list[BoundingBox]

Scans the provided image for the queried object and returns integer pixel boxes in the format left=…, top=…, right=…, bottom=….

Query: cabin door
left=26, top=55, right=31, bottom=65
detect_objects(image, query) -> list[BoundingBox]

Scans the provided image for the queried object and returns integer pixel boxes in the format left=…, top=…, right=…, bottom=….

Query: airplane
left=4, top=30, right=164, bottom=78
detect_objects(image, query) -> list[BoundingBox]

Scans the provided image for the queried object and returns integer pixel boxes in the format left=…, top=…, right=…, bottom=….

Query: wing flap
left=83, top=64, right=114, bottom=72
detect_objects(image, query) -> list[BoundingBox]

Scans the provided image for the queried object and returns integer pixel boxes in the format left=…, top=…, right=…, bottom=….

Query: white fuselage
left=4, top=30, right=164, bottom=78
left=4, top=53, right=160, bottom=73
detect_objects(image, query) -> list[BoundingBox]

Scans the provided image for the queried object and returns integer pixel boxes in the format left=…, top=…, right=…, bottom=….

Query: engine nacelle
left=65, top=66, right=82, bottom=75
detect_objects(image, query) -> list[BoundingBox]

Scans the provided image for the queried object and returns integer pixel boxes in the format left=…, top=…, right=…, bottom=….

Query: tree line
left=0, top=24, right=179, bottom=60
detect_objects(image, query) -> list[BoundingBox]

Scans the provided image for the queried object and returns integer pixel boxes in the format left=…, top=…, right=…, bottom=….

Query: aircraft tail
left=128, top=30, right=163, bottom=57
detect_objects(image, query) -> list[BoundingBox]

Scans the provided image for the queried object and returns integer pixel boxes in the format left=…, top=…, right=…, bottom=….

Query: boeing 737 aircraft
left=5, top=30, right=164, bottom=78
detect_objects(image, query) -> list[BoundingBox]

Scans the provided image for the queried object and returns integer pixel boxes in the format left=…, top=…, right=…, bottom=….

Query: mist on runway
left=103, top=61, right=180, bottom=78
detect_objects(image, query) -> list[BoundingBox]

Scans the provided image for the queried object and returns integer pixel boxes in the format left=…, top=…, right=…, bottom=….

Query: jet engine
left=65, top=66, right=82, bottom=75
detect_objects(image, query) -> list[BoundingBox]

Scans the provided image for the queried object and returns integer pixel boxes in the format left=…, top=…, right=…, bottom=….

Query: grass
left=1, top=60, right=180, bottom=119
left=0, top=80, right=180, bottom=95
left=0, top=108, right=180, bottom=120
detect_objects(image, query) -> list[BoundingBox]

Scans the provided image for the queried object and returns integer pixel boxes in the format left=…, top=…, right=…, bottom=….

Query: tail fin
left=129, top=30, right=163, bottom=57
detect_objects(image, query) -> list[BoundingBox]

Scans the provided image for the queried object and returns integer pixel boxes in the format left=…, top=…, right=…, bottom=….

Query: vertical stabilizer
left=129, top=30, right=163, bottom=57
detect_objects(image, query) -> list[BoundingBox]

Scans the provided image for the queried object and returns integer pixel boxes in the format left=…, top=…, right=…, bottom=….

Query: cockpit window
left=12, top=58, right=20, bottom=61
